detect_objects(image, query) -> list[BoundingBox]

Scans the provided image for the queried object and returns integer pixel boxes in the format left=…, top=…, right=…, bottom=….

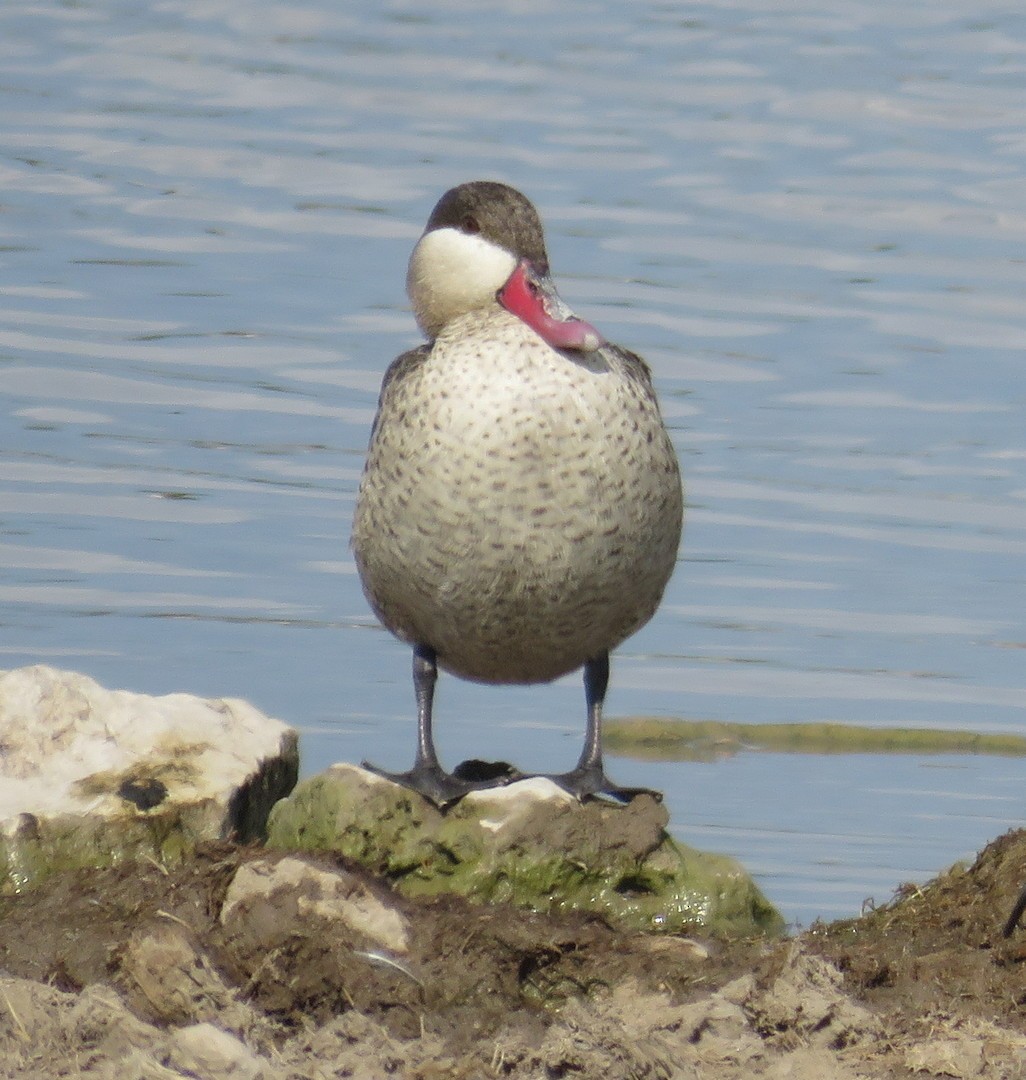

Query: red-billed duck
left=352, top=181, right=683, bottom=807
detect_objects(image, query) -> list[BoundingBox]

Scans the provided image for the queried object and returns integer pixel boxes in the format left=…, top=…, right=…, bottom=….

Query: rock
left=0, top=665, right=298, bottom=893
left=168, top=1023, right=267, bottom=1080
left=266, top=763, right=782, bottom=936
left=220, top=855, right=411, bottom=955
left=215, top=854, right=424, bottom=1024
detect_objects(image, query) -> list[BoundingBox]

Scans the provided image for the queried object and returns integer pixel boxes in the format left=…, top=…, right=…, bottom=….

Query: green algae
left=603, top=718, right=1026, bottom=761
left=0, top=803, right=212, bottom=895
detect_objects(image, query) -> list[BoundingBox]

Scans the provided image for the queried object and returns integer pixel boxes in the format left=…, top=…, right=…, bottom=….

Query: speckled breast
left=352, top=311, right=683, bottom=684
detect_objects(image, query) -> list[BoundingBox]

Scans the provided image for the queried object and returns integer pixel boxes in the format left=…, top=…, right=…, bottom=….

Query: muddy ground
left=2, top=830, right=1026, bottom=1079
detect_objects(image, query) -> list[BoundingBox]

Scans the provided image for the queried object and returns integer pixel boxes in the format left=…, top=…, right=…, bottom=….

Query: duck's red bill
left=498, top=261, right=604, bottom=353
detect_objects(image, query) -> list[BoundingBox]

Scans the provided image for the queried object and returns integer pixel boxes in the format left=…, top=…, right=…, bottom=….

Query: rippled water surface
left=2, top=0, right=1024, bottom=925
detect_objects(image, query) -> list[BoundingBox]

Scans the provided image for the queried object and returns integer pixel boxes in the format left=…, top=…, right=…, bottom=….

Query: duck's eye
left=460, top=214, right=480, bottom=235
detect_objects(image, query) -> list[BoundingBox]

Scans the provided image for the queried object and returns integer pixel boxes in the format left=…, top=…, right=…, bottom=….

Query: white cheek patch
left=407, top=227, right=517, bottom=337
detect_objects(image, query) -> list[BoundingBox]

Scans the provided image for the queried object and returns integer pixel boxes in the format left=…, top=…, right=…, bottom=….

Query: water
left=1, top=0, right=1024, bottom=927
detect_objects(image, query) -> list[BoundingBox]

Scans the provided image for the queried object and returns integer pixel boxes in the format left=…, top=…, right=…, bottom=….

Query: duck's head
left=406, top=180, right=604, bottom=353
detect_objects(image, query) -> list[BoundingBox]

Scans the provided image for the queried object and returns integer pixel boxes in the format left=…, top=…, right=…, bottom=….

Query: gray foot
left=538, top=763, right=663, bottom=804
left=361, top=758, right=521, bottom=809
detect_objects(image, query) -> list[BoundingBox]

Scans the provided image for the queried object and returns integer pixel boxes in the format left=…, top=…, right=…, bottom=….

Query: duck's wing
left=368, top=344, right=431, bottom=442
left=603, top=343, right=661, bottom=399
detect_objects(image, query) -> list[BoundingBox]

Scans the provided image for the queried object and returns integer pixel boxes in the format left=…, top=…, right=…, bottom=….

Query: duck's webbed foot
left=362, top=757, right=523, bottom=810
left=540, top=761, right=662, bottom=804
left=361, top=759, right=473, bottom=808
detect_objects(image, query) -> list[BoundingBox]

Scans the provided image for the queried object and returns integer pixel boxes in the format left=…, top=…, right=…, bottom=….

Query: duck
left=351, top=180, right=683, bottom=807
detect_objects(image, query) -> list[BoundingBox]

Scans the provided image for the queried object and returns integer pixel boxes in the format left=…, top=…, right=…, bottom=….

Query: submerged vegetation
left=604, top=717, right=1026, bottom=761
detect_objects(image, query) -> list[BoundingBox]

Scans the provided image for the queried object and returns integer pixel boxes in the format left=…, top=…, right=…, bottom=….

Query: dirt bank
left=2, top=829, right=1026, bottom=1078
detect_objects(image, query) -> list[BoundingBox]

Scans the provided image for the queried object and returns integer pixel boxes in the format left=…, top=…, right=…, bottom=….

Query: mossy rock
left=267, top=764, right=782, bottom=937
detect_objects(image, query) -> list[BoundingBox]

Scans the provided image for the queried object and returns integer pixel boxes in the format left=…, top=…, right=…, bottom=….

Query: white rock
left=0, top=665, right=298, bottom=886
left=464, top=776, right=574, bottom=832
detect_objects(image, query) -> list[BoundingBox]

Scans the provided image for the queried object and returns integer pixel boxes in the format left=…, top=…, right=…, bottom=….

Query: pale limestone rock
left=0, top=664, right=298, bottom=891
left=221, top=855, right=411, bottom=954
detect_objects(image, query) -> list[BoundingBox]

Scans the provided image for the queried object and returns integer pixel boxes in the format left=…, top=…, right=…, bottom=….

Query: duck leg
left=363, top=644, right=516, bottom=808
left=543, top=653, right=661, bottom=803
